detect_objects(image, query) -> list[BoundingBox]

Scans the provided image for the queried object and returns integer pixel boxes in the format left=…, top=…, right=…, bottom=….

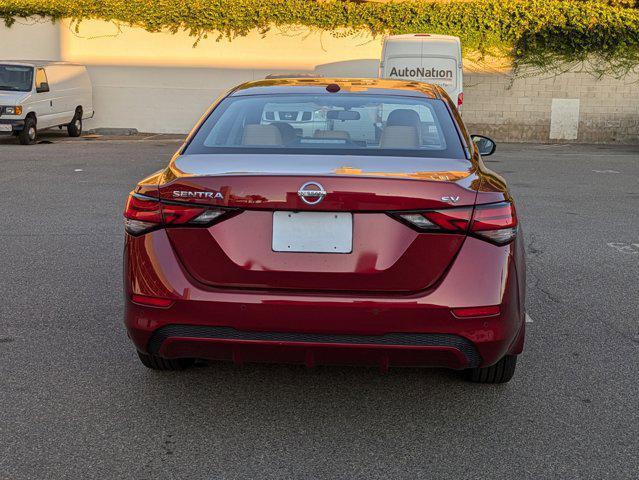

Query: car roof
left=384, top=34, right=461, bottom=44
left=229, top=78, right=442, bottom=99
left=0, top=60, right=84, bottom=68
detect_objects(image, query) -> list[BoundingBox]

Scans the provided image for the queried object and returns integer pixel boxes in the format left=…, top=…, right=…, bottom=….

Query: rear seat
left=380, top=126, right=419, bottom=149
left=242, top=124, right=283, bottom=145
left=313, top=130, right=351, bottom=140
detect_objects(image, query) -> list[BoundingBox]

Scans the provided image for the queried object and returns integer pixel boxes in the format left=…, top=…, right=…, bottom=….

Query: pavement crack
left=526, top=233, right=543, bottom=257
left=527, top=235, right=564, bottom=304
left=528, top=268, right=562, bottom=304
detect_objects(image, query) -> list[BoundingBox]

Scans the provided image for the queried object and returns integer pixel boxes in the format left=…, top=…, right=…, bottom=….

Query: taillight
left=457, top=92, right=463, bottom=108
left=396, top=207, right=473, bottom=233
left=469, top=202, right=518, bottom=245
left=123, top=193, right=237, bottom=236
left=391, top=201, right=517, bottom=245
left=123, top=195, right=162, bottom=236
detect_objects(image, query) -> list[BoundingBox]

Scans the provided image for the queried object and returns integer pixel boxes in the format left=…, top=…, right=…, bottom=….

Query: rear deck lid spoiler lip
left=169, top=153, right=475, bottom=183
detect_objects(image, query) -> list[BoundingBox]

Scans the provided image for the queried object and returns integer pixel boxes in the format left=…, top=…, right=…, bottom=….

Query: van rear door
left=381, top=34, right=462, bottom=106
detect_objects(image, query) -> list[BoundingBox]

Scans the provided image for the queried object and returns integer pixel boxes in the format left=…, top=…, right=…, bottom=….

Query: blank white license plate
left=272, top=211, right=352, bottom=253
left=0, top=125, right=12, bottom=132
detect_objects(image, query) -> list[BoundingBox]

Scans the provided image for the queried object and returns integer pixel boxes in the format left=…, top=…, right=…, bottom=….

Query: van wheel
left=465, top=355, right=517, bottom=383
left=137, top=351, right=194, bottom=371
left=18, top=117, right=37, bottom=145
left=67, top=114, right=82, bottom=137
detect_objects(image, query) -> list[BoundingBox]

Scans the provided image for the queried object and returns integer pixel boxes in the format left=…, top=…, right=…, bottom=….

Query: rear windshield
left=0, top=65, right=33, bottom=92
left=186, top=94, right=465, bottom=158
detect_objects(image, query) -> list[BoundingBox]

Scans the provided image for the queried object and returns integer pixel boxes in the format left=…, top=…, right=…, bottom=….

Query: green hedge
left=1, top=0, right=638, bottom=74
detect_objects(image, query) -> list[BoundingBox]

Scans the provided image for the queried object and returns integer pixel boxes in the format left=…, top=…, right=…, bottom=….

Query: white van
left=380, top=34, right=463, bottom=109
left=0, top=61, right=93, bottom=144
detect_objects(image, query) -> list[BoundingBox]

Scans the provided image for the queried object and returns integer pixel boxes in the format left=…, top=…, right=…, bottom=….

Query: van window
left=35, top=68, right=49, bottom=92
left=0, top=65, right=33, bottom=92
left=186, top=94, right=464, bottom=159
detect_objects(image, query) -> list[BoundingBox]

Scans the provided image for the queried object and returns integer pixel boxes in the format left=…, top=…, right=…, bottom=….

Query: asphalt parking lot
left=0, top=136, right=637, bottom=479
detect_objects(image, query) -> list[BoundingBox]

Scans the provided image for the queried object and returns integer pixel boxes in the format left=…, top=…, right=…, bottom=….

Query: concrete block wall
left=0, top=19, right=637, bottom=143
left=463, top=71, right=639, bottom=144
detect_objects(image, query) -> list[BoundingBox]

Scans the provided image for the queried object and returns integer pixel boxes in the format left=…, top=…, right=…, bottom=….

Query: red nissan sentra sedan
left=123, top=78, right=525, bottom=383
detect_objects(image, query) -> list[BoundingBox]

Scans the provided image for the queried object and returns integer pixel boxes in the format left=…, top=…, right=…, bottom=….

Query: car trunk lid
left=158, top=154, right=479, bottom=293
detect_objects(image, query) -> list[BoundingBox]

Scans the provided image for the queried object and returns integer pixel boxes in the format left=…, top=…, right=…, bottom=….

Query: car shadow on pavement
left=126, top=359, right=514, bottom=421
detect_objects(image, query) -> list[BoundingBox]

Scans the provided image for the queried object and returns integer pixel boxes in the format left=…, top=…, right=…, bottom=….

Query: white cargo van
left=380, top=34, right=463, bottom=108
left=0, top=61, right=93, bottom=144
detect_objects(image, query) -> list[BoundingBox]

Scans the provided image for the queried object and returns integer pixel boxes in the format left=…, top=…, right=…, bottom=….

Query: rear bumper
left=124, top=230, right=526, bottom=370
left=148, top=325, right=482, bottom=369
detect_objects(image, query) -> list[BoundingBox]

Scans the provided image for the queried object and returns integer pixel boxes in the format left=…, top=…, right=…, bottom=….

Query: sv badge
left=441, top=195, right=460, bottom=203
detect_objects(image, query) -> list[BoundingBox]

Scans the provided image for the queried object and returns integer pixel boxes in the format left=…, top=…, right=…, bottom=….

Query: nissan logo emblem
left=297, top=181, right=326, bottom=205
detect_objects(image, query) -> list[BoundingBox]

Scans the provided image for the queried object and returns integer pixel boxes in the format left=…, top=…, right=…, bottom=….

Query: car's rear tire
left=67, top=111, right=82, bottom=137
left=18, top=117, right=37, bottom=145
left=137, top=351, right=194, bottom=371
left=466, top=355, right=517, bottom=383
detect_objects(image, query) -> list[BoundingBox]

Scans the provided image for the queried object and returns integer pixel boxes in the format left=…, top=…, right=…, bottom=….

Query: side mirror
left=36, top=82, right=50, bottom=93
left=471, top=135, right=496, bottom=156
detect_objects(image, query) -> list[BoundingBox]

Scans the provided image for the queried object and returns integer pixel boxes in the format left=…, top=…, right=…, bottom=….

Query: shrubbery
left=1, top=0, right=638, bottom=74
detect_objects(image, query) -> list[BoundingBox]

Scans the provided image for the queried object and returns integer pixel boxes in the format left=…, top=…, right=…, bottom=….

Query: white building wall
left=1, top=19, right=637, bottom=142
left=0, top=19, right=383, bottom=133
left=0, top=19, right=61, bottom=60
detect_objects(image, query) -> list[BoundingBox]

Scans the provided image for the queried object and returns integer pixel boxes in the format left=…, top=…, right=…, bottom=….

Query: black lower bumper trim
left=148, top=325, right=481, bottom=367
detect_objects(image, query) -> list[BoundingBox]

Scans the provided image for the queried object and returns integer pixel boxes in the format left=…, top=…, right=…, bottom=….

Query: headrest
left=271, top=122, right=297, bottom=144
left=387, top=109, right=422, bottom=127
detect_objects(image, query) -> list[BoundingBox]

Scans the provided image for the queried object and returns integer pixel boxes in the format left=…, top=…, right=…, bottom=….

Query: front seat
left=380, top=109, right=422, bottom=149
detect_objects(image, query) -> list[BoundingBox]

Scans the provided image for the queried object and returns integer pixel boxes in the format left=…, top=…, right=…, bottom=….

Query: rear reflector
left=452, top=306, right=500, bottom=318
left=391, top=201, right=517, bottom=245
left=124, top=193, right=238, bottom=236
left=131, top=294, right=174, bottom=308
left=457, top=92, right=463, bottom=107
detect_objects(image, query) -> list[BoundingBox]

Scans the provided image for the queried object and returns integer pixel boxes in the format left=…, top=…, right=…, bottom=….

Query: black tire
left=137, top=351, right=194, bottom=371
left=18, top=116, right=37, bottom=145
left=67, top=112, right=82, bottom=137
left=466, top=355, right=517, bottom=383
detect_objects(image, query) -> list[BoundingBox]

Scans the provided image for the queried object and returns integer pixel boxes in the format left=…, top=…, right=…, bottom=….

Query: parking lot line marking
left=141, top=134, right=164, bottom=140
left=74, top=169, right=83, bottom=172
left=525, top=313, right=533, bottom=323
left=607, top=242, right=639, bottom=254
